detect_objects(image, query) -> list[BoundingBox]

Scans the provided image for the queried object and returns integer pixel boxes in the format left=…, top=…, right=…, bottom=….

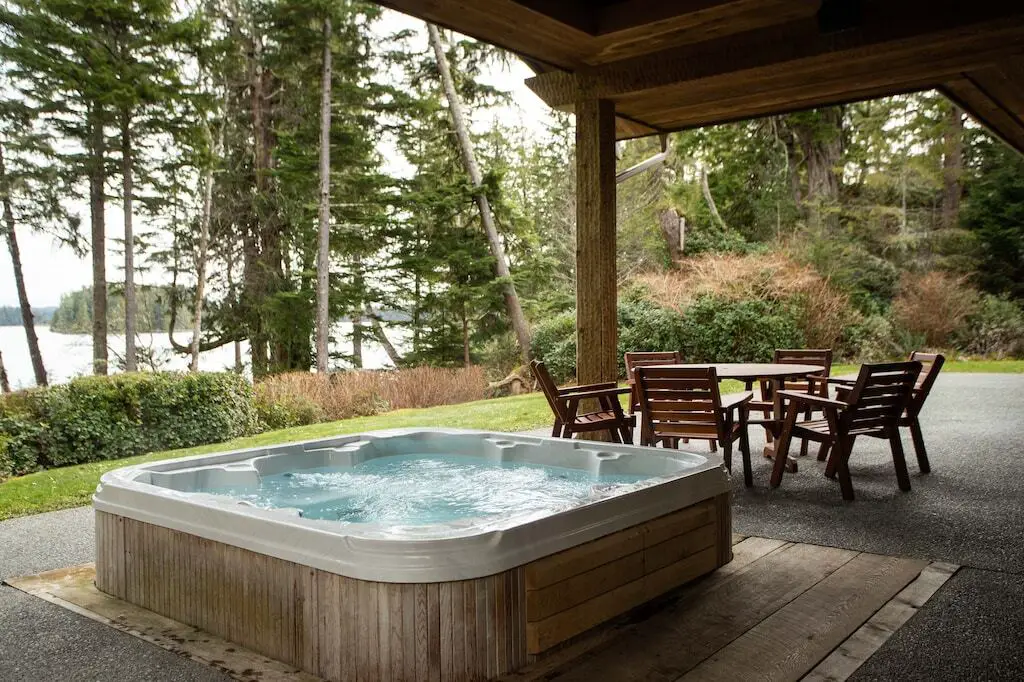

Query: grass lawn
left=1, top=359, right=1021, bottom=521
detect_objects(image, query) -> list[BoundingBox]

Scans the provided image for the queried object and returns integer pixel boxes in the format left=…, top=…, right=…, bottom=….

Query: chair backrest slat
left=530, top=360, right=567, bottom=421
left=624, top=351, right=683, bottom=411
left=908, top=351, right=945, bottom=417
left=844, top=361, right=921, bottom=433
left=635, top=366, right=723, bottom=442
left=624, top=351, right=683, bottom=382
left=773, top=348, right=832, bottom=395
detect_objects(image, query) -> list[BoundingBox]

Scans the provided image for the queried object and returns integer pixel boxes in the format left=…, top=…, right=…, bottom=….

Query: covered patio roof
left=378, top=0, right=1024, bottom=149
left=375, top=0, right=1024, bottom=385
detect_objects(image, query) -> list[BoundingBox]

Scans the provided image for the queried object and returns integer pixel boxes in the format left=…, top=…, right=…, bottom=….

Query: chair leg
left=607, top=427, right=621, bottom=443
left=837, top=460, right=856, bottom=501
left=890, top=430, right=912, bottom=492
left=825, top=435, right=855, bottom=479
left=834, top=435, right=856, bottom=501
left=722, top=439, right=733, bottom=473
left=908, top=418, right=931, bottom=474
left=817, top=442, right=830, bottom=462
left=709, top=440, right=718, bottom=452
left=551, top=421, right=563, bottom=438
left=739, top=430, right=752, bottom=488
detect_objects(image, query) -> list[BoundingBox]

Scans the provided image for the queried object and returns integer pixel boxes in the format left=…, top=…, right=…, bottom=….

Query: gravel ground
left=2, top=373, right=1021, bottom=680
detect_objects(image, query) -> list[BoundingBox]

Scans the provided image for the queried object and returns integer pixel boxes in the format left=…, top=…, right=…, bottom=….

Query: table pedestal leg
left=763, top=378, right=797, bottom=473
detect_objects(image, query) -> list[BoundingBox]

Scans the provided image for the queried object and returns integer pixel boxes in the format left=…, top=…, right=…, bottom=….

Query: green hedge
left=0, top=372, right=258, bottom=478
left=531, top=297, right=803, bottom=384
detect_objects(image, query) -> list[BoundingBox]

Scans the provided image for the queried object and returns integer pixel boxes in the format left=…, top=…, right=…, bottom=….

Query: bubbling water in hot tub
left=196, top=453, right=653, bottom=525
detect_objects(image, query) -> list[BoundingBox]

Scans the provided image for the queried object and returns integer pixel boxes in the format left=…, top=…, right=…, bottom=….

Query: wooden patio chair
left=530, top=360, right=633, bottom=443
left=773, top=360, right=922, bottom=501
left=750, top=348, right=833, bottom=458
left=830, top=351, right=945, bottom=473
left=635, top=366, right=754, bottom=486
left=624, top=351, right=682, bottom=412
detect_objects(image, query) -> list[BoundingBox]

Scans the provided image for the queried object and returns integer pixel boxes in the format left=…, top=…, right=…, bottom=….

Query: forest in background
left=0, top=0, right=1022, bottom=391
left=0, top=306, right=53, bottom=326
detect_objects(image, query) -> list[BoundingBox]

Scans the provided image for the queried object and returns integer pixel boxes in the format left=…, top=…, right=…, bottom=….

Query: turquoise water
left=199, top=453, right=650, bottom=524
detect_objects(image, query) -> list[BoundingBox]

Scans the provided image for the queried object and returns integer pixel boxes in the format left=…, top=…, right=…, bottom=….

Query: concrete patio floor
left=1, top=372, right=1022, bottom=681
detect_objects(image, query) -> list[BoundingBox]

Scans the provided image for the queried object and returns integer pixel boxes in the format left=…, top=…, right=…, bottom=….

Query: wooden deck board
left=680, top=553, right=929, bottom=681
left=803, top=562, right=959, bottom=682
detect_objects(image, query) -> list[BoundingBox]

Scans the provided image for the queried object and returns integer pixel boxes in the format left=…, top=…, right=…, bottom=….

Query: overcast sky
left=0, top=9, right=554, bottom=308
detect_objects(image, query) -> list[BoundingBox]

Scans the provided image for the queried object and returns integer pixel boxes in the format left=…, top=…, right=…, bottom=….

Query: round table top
left=649, top=362, right=826, bottom=381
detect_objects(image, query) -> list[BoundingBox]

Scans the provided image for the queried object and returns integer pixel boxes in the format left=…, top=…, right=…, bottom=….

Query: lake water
left=0, top=323, right=407, bottom=389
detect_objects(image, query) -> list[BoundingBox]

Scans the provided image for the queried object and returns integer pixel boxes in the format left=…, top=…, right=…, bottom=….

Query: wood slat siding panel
left=96, top=497, right=725, bottom=681
left=527, top=551, right=645, bottom=621
left=643, top=524, right=718, bottom=573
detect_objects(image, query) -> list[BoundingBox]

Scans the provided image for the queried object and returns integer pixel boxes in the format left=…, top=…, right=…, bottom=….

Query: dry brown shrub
left=256, top=366, right=489, bottom=423
left=636, top=253, right=857, bottom=349
left=892, top=271, right=979, bottom=346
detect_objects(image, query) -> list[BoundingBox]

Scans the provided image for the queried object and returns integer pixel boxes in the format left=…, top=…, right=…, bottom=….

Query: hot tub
left=94, top=428, right=732, bottom=681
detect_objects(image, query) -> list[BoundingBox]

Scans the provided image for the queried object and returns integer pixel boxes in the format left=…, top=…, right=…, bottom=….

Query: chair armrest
left=559, top=386, right=631, bottom=400
left=777, top=390, right=848, bottom=410
left=719, top=391, right=754, bottom=411
left=827, top=377, right=857, bottom=386
left=560, top=381, right=618, bottom=395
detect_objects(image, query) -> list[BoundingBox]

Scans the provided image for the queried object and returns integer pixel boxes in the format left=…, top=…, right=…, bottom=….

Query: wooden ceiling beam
left=619, top=34, right=1019, bottom=124
left=942, top=73, right=1024, bottom=154
left=526, top=3, right=1024, bottom=108
left=374, top=0, right=592, bottom=70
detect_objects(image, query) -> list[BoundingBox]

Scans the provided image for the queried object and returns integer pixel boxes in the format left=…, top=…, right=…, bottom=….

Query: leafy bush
left=677, top=297, right=803, bottom=363
left=531, top=311, right=578, bottom=383
left=892, top=272, right=979, bottom=347
left=0, top=372, right=258, bottom=478
left=841, top=315, right=897, bottom=361
left=637, top=252, right=858, bottom=350
left=954, top=295, right=1024, bottom=358
left=254, top=391, right=325, bottom=430
left=531, top=301, right=687, bottom=384
left=798, top=238, right=900, bottom=313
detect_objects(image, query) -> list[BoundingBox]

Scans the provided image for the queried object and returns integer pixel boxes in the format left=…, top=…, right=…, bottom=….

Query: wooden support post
left=575, top=96, right=617, bottom=386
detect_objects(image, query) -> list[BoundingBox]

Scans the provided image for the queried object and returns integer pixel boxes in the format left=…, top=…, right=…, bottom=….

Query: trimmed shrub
left=677, top=297, right=804, bottom=363
left=0, top=372, right=258, bottom=477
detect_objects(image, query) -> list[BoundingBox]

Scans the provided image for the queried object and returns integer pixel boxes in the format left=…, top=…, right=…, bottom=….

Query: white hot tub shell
left=93, top=428, right=733, bottom=681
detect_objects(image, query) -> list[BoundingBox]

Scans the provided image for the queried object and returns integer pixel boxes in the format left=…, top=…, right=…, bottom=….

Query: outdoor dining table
left=648, top=362, right=826, bottom=471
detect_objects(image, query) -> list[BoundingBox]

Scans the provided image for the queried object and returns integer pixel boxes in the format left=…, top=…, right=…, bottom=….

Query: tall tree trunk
left=427, top=24, right=532, bottom=367
left=462, top=301, right=470, bottom=367
left=316, top=17, right=333, bottom=373
left=700, top=168, right=729, bottom=231
left=190, top=119, right=218, bottom=373
left=246, top=25, right=275, bottom=377
left=352, top=313, right=363, bottom=369
left=121, top=114, right=136, bottom=372
left=941, top=104, right=964, bottom=231
left=0, top=350, right=9, bottom=393
left=657, top=208, right=684, bottom=264
left=0, top=144, right=46, bottom=386
left=90, top=106, right=108, bottom=375
left=794, top=106, right=843, bottom=232
left=365, top=304, right=402, bottom=366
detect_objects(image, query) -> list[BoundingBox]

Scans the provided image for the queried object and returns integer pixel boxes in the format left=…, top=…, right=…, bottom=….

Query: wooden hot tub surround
left=95, top=492, right=731, bottom=682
